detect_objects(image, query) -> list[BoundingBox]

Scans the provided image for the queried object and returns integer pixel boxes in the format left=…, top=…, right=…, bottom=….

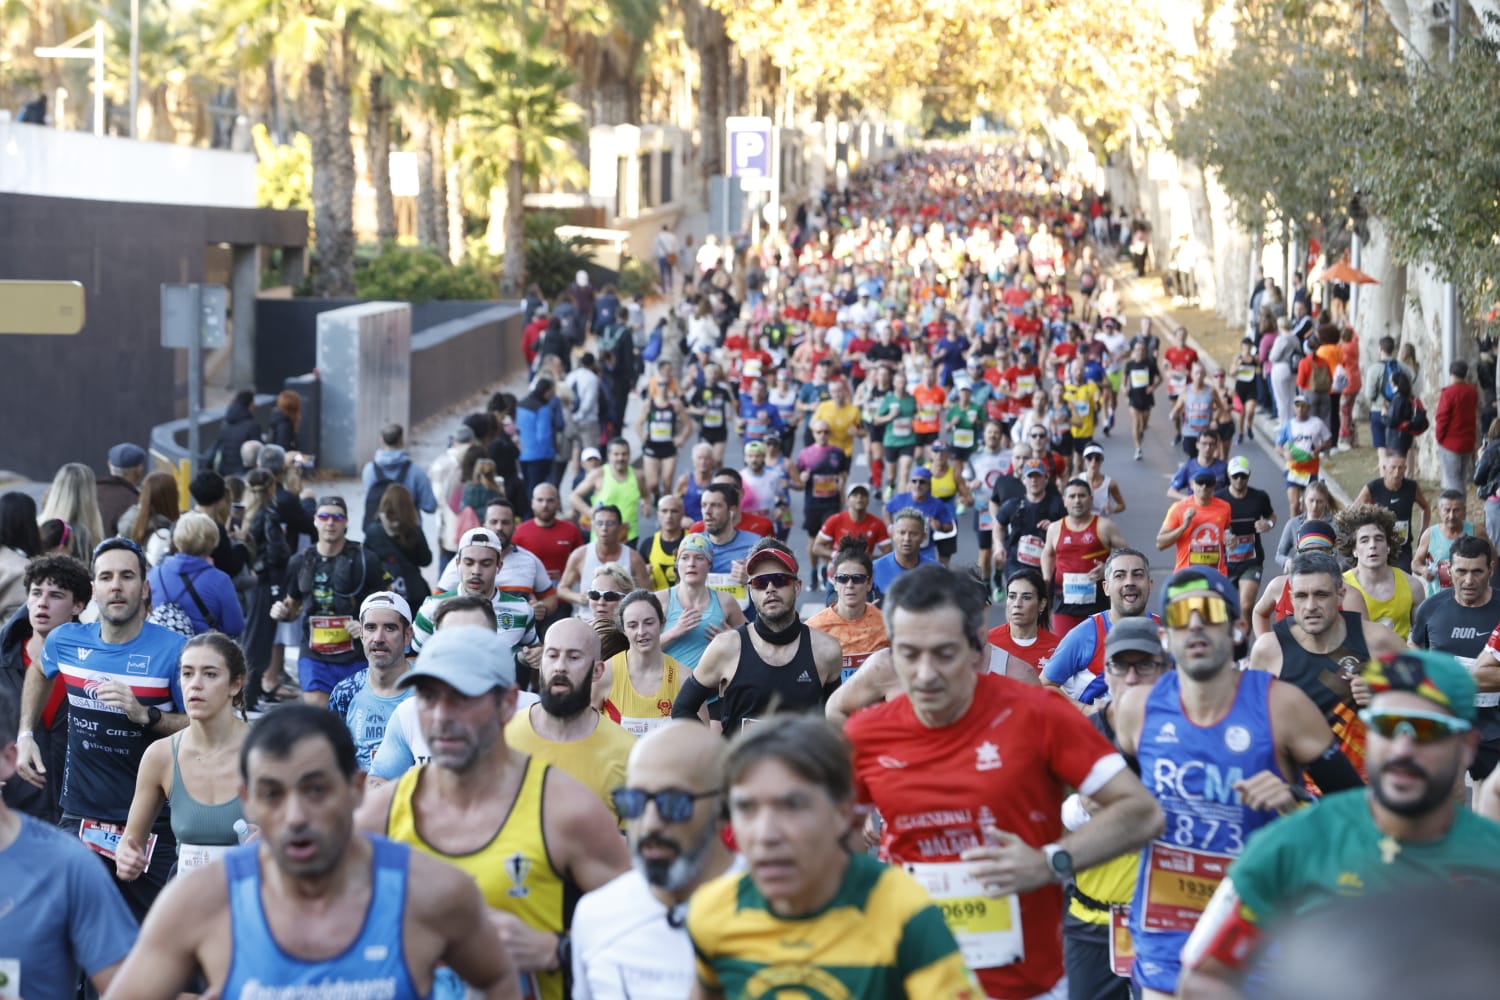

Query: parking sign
left=726, top=117, right=774, bottom=181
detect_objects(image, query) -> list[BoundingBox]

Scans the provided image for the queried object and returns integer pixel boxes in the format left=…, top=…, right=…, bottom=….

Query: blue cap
left=911, top=467, right=934, bottom=480
left=108, top=443, right=146, bottom=469
left=1161, top=567, right=1241, bottom=620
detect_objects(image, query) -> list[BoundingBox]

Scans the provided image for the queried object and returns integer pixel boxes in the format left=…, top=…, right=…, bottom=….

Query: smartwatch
left=1042, top=842, right=1075, bottom=888
left=145, top=706, right=163, bottom=730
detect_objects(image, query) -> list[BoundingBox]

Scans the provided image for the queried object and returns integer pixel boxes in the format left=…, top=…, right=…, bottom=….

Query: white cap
left=359, top=591, right=413, bottom=624
left=581, top=447, right=603, bottom=463
left=457, top=527, right=504, bottom=556
left=1228, top=456, right=1252, bottom=477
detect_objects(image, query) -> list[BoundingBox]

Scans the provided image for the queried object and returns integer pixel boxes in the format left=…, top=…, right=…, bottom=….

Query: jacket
left=0, top=607, right=66, bottom=822
left=361, top=449, right=437, bottom=515
left=268, top=409, right=299, bottom=451
left=1436, top=382, right=1479, bottom=453
left=95, top=474, right=141, bottom=537
left=212, top=397, right=263, bottom=476
left=516, top=393, right=560, bottom=461
left=148, top=553, right=245, bottom=637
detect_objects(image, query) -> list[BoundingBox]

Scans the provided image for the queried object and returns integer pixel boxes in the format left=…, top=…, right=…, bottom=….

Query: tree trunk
left=321, top=35, right=358, bottom=297
left=446, top=118, right=466, bottom=263
left=431, top=122, right=451, bottom=263
left=303, top=62, right=335, bottom=292
left=411, top=112, right=438, bottom=248
left=696, top=4, right=728, bottom=180
left=367, top=72, right=396, bottom=244
left=500, top=130, right=527, bottom=297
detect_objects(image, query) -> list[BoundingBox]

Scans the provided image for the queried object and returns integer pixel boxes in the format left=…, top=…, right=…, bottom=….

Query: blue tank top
left=1183, top=386, right=1214, bottom=435
left=1130, top=669, right=1283, bottom=994
left=663, top=586, right=726, bottom=670
left=683, top=474, right=708, bottom=523
left=222, top=835, right=429, bottom=999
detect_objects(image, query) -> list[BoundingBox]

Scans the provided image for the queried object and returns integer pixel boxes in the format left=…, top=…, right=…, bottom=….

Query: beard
left=540, top=672, right=594, bottom=720
left=1372, top=755, right=1460, bottom=818
left=632, top=821, right=720, bottom=892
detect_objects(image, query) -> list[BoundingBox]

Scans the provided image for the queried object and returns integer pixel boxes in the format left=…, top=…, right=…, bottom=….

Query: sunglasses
left=1029, top=432, right=1048, bottom=438
left=1085, top=455, right=1102, bottom=462
left=611, top=787, right=720, bottom=823
left=1231, top=473, right=1249, bottom=480
left=315, top=512, right=348, bottom=522
left=1163, top=593, right=1232, bottom=629
left=588, top=590, right=624, bottom=602
left=1359, top=708, right=1472, bottom=743
left=1106, top=658, right=1167, bottom=677
left=748, top=573, right=796, bottom=591
left=834, top=573, right=870, bottom=585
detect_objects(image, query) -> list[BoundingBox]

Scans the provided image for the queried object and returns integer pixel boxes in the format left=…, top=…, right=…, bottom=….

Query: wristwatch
left=145, top=706, right=162, bottom=730
left=1042, top=843, right=1075, bottom=888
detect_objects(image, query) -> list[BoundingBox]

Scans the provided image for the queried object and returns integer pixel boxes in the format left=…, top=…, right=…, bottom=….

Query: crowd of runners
left=5, top=144, right=1500, bottom=1000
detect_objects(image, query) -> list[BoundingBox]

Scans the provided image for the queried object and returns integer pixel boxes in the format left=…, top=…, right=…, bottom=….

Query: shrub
left=354, top=245, right=497, bottom=302
left=616, top=254, right=657, bottom=299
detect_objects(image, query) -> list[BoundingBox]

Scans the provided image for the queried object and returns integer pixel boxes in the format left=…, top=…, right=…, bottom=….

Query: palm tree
left=464, top=15, right=586, bottom=296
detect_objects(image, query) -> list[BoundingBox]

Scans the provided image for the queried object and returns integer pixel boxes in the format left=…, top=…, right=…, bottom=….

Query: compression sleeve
left=670, top=675, right=714, bottom=720
left=1305, top=740, right=1364, bottom=793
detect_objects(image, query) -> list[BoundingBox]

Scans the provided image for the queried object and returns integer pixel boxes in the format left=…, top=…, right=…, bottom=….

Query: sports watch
left=1042, top=842, right=1075, bottom=888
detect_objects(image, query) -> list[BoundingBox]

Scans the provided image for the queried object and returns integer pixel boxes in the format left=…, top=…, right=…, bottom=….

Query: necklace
left=1378, top=834, right=1401, bottom=865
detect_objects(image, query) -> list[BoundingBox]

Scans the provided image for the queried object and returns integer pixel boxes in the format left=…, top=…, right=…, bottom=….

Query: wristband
left=17, top=729, right=34, bottom=741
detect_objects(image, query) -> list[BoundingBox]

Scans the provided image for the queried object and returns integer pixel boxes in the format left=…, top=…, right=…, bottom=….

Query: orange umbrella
left=1320, top=260, right=1379, bottom=285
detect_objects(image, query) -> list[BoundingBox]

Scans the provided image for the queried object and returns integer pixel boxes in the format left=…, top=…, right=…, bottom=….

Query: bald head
left=544, top=616, right=600, bottom=663
left=623, top=720, right=730, bottom=897
left=629, top=720, right=726, bottom=790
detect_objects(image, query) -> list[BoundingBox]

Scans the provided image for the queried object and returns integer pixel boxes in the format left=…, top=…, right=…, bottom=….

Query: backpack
left=1382, top=359, right=1401, bottom=401
left=147, top=601, right=196, bottom=638
left=642, top=325, right=663, bottom=364
left=1407, top=398, right=1430, bottom=435
left=364, top=459, right=410, bottom=530
left=1309, top=357, right=1333, bottom=394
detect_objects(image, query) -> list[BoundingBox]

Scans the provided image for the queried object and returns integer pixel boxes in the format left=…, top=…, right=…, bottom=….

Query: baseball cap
left=457, top=527, right=504, bottom=555
left=1105, top=616, right=1164, bottom=659
left=911, top=467, right=934, bottom=480
left=1293, top=394, right=1310, bottom=406
left=1296, top=519, right=1337, bottom=551
left=108, top=443, right=146, bottom=469
left=1360, top=650, right=1478, bottom=723
left=452, top=424, right=476, bottom=444
left=744, top=441, right=766, bottom=454
left=1191, top=469, right=1218, bottom=485
left=359, top=590, right=413, bottom=624
left=580, top=447, right=602, bottom=463
left=846, top=483, right=870, bottom=498
left=1083, top=444, right=1105, bottom=459
left=1161, top=567, right=1242, bottom=620
left=747, top=545, right=798, bottom=575
left=398, top=625, right=516, bottom=696
left=1021, top=460, right=1047, bottom=478
left=315, top=496, right=348, bottom=512
left=1227, top=456, right=1251, bottom=478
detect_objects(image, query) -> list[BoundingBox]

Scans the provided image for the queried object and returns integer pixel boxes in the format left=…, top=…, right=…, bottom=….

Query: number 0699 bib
left=905, top=861, right=1025, bottom=970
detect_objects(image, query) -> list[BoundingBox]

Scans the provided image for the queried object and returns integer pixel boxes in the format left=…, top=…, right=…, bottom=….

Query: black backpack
left=364, top=459, right=410, bottom=530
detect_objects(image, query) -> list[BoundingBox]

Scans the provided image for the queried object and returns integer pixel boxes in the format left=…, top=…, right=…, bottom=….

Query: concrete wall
left=317, top=303, right=412, bottom=475
left=0, top=192, right=306, bottom=480
left=0, top=119, right=257, bottom=208
left=410, top=304, right=526, bottom=426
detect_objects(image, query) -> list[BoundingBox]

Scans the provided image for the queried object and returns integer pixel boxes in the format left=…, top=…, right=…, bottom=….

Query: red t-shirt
left=1012, top=314, right=1044, bottom=341
left=1163, top=346, right=1199, bottom=374
left=1163, top=497, right=1234, bottom=573
left=511, top=519, right=585, bottom=581
left=816, top=510, right=891, bottom=551
left=738, top=349, right=773, bottom=391
left=986, top=623, right=1062, bottom=675
left=687, top=512, right=774, bottom=538
left=847, top=673, right=1122, bottom=999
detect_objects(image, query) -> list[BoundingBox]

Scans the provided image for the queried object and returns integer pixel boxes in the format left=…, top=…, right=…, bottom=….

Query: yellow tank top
left=605, top=650, right=684, bottom=736
left=929, top=464, right=959, bottom=500
left=645, top=531, right=680, bottom=590
left=387, top=760, right=570, bottom=1000
left=1343, top=568, right=1415, bottom=639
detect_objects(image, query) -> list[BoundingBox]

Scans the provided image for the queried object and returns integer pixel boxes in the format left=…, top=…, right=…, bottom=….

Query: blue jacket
left=516, top=393, right=560, bottom=461
left=361, top=449, right=437, bottom=514
left=148, top=554, right=245, bottom=638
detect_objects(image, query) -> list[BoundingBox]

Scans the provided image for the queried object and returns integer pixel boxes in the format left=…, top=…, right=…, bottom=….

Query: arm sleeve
left=370, top=715, right=416, bottom=780
left=670, top=674, right=714, bottom=719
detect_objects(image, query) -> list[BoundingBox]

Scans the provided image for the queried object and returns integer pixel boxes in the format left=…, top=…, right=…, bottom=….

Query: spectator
left=1385, top=370, right=1419, bottom=458
left=362, top=483, right=432, bottom=604
left=39, top=462, right=105, bottom=563
left=147, top=512, right=245, bottom=637
left=239, top=469, right=288, bottom=708
left=460, top=457, right=505, bottom=527
left=483, top=395, right=524, bottom=503
left=210, top=389, right=263, bottom=476
left=1476, top=419, right=1500, bottom=549
left=96, top=442, right=147, bottom=535
left=517, top=376, right=562, bottom=500
left=118, top=471, right=180, bottom=566
left=187, top=471, right=249, bottom=582
left=1436, top=359, right=1480, bottom=494
left=1268, top=318, right=1299, bottom=431
left=361, top=423, right=437, bottom=525
left=427, top=424, right=475, bottom=573
left=0, top=492, right=42, bottom=620
left=1337, top=326, right=1361, bottom=448
left=523, top=302, right=549, bottom=369
left=268, top=389, right=301, bottom=451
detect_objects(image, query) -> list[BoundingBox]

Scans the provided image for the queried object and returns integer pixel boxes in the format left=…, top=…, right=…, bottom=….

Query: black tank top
left=720, top=625, right=822, bottom=735
left=1365, top=478, right=1418, bottom=563
left=1272, top=611, right=1370, bottom=721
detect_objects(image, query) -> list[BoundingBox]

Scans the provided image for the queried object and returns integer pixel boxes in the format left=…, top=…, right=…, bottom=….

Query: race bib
left=703, top=409, right=724, bottom=428
left=1017, top=534, right=1044, bottom=567
left=1016, top=375, right=1037, bottom=396
left=952, top=427, right=975, bottom=449
left=1286, top=468, right=1311, bottom=487
left=1062, top=572, right=1096, bottom=606
left=1227, top=534, right=1256, bottom=563
left=1142, top=843, right=1233, bottom=932
left=892, top=417, right=914, bottom=438
left=1130, top=368, right=1150, bottom=389
left=906, top=861, right=1025, bottom=970
left=1109, top=905, right=1134, bottom=978
left=918, top=406, right=938, bottom=424
left=78, top=819, right=157, bottom=864
left=1168, top=370, right=1188, bottom=394
left=620, top=716, right=672, bottom=737
left=841, top=651, right=873, bottom=684
left=648, top=420, right=673, bottom=442
left=178, top=842, right=232, bottom=873
left=1237, top=364, right=1257, bottom=382
left=747, top=420, right=768, bottom=439
left=812, top=473, right=840, bottom=499
left=978, top=509, right=995, bottom=532
left=706, top=572, right=749, bottom=607
left=309, top=615, right=354, bottom=656
left=1188, top=537, right=1222, bottom=565
left=1394, top=520, right=1410, bottom=548
left=743, top=358, right=764, bottom=378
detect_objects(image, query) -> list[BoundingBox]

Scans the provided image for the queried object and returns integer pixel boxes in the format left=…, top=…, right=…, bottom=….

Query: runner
left=1080, top=443, right=1126, bottom=516
left=1354, top=450, right=1431, bottom=573
left=359, top=626, right=628, bottom=1000
left=1248, top=551, right=1406, bottom=778
left=511, top=483, right=584, bottom=595
left=571, top=439, right=649, bottom=543
left=874, top=370, right=920, bottom=497
left=688, top=714, right=980, bottom=998
left=1337, top=503, right=1426, bottom=640
left=1041, top=479, right=1128, bottom=635
left=1412, top=489, right=1486, bottom=594
left=1167, top=432, right=1229, bottom=500
left=873, top=507, right=939, bottom=596
left=684, top=363, right=735, bottom=466
left=670, top=539, right=842, bottom=733
left=966, top=421, right=1011, bottom=587
left=598, top=589, right=687, bottom=736
left=556, top=507, right=652, bottom=619
left=1216, top=456, right=1277, bottom=635
left=1275, top=395, right=1333, bottom=515
left=795, top=419, right=850, bottom=584
left=1114, top=568, right=1363, bottom=998
left=571, top=723, right=737, bottom=999
left=415, top=528, right=539, bottom=650
left=847, top=564, right=1164, bottom=1000
left=1157, top=471, right=1234, bottom=574
left=812, top=484, right=892, bottom=579
left=996, top=460, right=1066, bottom=582
left=1162, top=327, right=1199, bottom=444
left=1063, top=357, right=1103, bottom=476
left=986, top=567, right=1062, bottom=675
left=807, top=538, right=889, bottom=683
left=635, top=377, right=692, bottom=506
left=112, top=704, right=519, bottom=998
left=656, top=534, right=747, bottom=672
left=1182, top=651, right=1500, bottom=999
left=638, top=493, right=686, bottom=590
left=1042, top=549, right=1157, bottom=703
left=116, top=632, right=248, bottom=881
left=1231, top=336, right=1261, bottom=442
left=673, top=443, right=716, bottom=523
left=911, top=365, right=947, bottom=466
left=328, top=592, right=415, bottom=768
left=1251, top=519, right=1370, bottom=635
left=689, top=484, right=758, bottom=615
left=1122, top=339, right=1161, bottom=461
